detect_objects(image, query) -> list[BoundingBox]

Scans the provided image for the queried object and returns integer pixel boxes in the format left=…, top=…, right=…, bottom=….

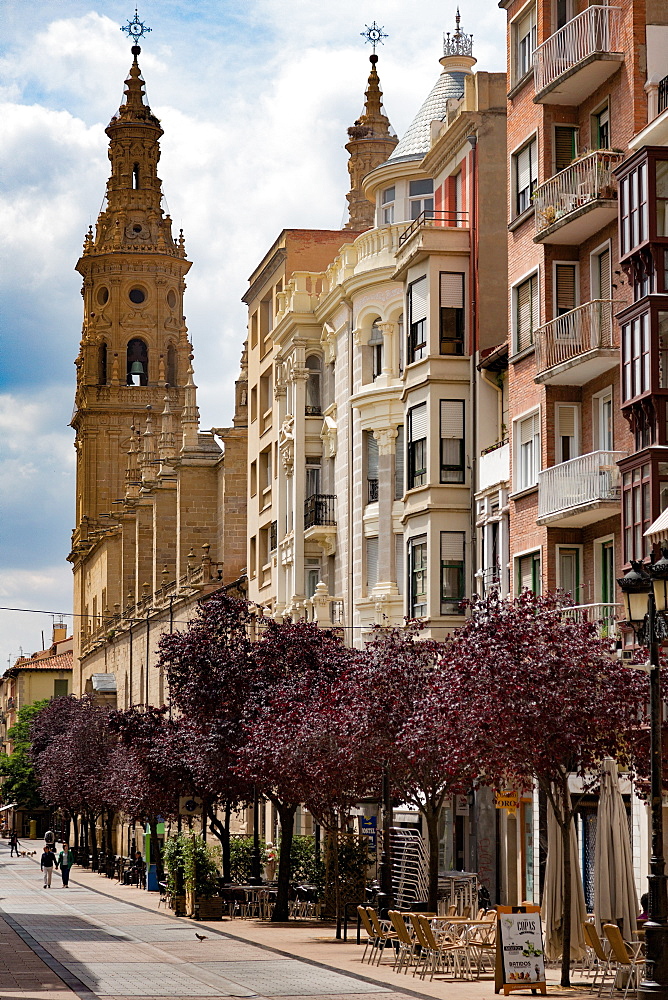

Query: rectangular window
left=594, top=389, right=613, bottom=452
left=53, top=679, right=68, bottom=698
left=259, top=448, right=272, bottom=504
left=439, top=272, right=465, bottom=355
left=409, top=537, right=428, bottom=617
left=366, top=536, right=379, bottom=591
left=554, top=125, right=578, bottom=174
left=514, top=272, right=539, bottom=352
left=620, top=162, right=648, bottom=256
left=558, top=546, right=580, bottom=599
left=408, top=277, right=428, bottom=362
left=395, top=425, right=404, bottom=499
left=441, top=532, right=465, bottom=614
left=514, top=138, right=538, bottom=216
left=514, top=6, right=536, bottom=83
left=409, top=178, right=434, bottom=220
left=366, top=431, right=379, bottom=504
left=440, top=400, right=465, bottom=483
left=395, top=534, right=404, bottom=595
left=517, top=551, right=541, bottom=595
left=623, top=464, right=651, bottom=563
left=554, top=263, right=577, bottom=317
left=306, top=559, right=320, bottom=599
left=305, top=460, right=321, bottom=498
left=592, top=102, right=610, bottom=150
left=408, top=403, right=427, bottom=489
left=621, top=312, right=650, bottom=402
left=381, top=185, right=395, bottom=225
left=249, top=535, right=257, bottom=578
left=516, top=410, right=540, bottom=491
left=555, top=403, right=579, bottom=464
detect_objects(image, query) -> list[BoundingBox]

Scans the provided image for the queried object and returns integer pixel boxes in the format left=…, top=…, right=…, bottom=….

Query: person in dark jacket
left=9, top=832, right=20, bottom=857
left=40, top=846, right=58, bottom=887
left=58, top=844, right=74, bottom=887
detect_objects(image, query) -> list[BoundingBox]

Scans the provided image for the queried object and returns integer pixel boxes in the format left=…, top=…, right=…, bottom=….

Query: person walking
left=9, top=832, right=20, bottom=857
left=40, top=845, right=58, bottom=888
left=58, top=843, right=74, bottom=887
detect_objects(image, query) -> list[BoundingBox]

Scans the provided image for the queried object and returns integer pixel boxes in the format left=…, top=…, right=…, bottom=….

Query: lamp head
left=617, top=559, right=652, bottom=626
left=650, top=548, right=668, bottom=614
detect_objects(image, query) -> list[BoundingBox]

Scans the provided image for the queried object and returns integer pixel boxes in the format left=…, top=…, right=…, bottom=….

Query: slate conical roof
left=388, top=11, right=475, bottom=164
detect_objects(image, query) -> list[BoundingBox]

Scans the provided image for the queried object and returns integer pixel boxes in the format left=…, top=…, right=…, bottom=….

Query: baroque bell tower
left=70, top=38, right=192, bottom=663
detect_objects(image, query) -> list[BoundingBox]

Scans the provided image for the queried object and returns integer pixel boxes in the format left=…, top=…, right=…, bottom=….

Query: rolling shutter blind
left=409, top=403, right=427, bottom=442
left=440, top=400, right=464, bottom=439
left=597, top=247, right=611, bottom=299
left=554, top=126, right=577, bottom=173
left=441, top=532, right=464, bottom=561
left=520, top=555, right=534, bottom=591
left=517, top=144, right=532, bottom=193
left=521, top=412, right=539, bottom=445
left=395, top=425, right=404, bottom=499
left=410, top=278, right=428, bottom=323
left=440, top=273, right=464, bottom=308
left=556, top=403, right=578, bottom=461
left=366, top=432, right=378, bottom=479
left=517, top=275, right=537, bottom=350
left=555, top=264, right=576, bottom=314
left=366, top=537, right=378, bottom=589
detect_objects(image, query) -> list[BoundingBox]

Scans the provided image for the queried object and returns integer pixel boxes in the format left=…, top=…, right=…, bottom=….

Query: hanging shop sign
left=359, top=816, right=377, bottom=847
left=495, top=790, right=519, bottom=810
left=455, top=795, right=470, bottom=816
left=495, top=905, right=546, bottom=996
left=179, top=795, right=203, bottom=816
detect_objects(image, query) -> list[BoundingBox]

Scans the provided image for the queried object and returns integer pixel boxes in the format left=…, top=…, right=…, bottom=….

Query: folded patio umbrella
left=594, top=758, right=638, bottom=944
left=541, top=787, right=587, bottom=961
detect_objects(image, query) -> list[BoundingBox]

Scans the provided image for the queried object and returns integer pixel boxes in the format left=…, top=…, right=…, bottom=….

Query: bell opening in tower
left=133, top=163, right=140, bottom=189
left=127, top=338, right=148, bottom=386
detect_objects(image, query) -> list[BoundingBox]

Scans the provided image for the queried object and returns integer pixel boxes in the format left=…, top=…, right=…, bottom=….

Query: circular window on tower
left=97, top=286, right=109, bottom=306
left=129, top=287, right=146, bottom=305
left=167, top=289, right=177, bottom=309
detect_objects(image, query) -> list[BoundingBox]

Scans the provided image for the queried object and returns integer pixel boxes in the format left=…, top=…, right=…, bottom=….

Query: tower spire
left=344, top=47, right=397, bottom=231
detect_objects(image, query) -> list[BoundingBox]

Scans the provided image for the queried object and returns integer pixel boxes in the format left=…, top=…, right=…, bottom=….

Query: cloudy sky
left=0, top=0, right=506, bottom=667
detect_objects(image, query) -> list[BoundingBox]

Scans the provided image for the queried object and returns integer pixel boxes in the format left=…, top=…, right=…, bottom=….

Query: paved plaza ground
left=0, top=840, right=591, bottom=1000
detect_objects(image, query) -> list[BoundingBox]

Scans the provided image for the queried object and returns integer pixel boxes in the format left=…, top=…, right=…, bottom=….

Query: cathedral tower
left=344, top=54, right=397, bottom=231
left=69, top=43, right=193, bottom=659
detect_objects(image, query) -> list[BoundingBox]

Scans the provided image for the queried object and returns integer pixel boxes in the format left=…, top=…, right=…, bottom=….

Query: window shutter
left=556, top=403, right=578, bottom=461
left=597, top=247, right=611, bottom=299
left=409, top=403, right=428, bottom=442
left=410, top=278, right=427, bottom=323
left=366, top=537, right=378, bottom=589
left=517, top=277, right=536, bottom=350
left=366, top=432, right=378, bottom=479
left=520, top=413, right=537, bottom=445
left=554, top=126, right=577, bottom=173
left=441, top=532, right=464, bottom=561
left=520, top=556, right=534, bottom=591
left=440, top=273, right=464, bottom=309
left=531, top=274, right=539, bottom=331
left=369, top=323, right=384, bottom=345
left=395, top=534, right=404, bottom=595
left=517, top=144, right=531, bottom=193
left=395, top=425, right=404, bottom=499
left=555, top=264, right=576, bottom=313
left=440, top=400, right=464, bottom=438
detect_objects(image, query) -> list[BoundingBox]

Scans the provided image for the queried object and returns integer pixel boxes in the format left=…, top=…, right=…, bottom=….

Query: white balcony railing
left=563, top=602, right=621, bottom=637
left=538, top=450, right=624, bottom=521
left=533, top=150, right=624, bottom=235
left=533, top=6, right=622, bottom=95
left=535, top=299, right=617, bottom=375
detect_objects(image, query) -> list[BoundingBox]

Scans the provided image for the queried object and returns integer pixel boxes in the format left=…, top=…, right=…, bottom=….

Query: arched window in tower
left=133, top=163, right=140, bottom=190
left=369, top=321, right=384, bottom=380
left=98, top=341, right=108, bottom=385
left=305, top=355, right=322, bottom=415
left=166, top=343, right=178, bottom=386
left=127, top=338, right=148, bottom=386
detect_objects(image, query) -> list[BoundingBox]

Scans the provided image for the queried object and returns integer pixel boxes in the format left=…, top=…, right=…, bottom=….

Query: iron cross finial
left=121, top=8, right=152, bottom=45
left=361, top=22, right=388, bottom=55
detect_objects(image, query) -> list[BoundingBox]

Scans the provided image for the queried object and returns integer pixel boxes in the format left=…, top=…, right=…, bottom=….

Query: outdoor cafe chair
left=357, top=905, right=381, bottom=964
left=366, top=907, right=399, bottom=965
left=418, top=913, right=474, bottom=981
left=602, top=923, right=645, bottom=999
left=388, top=911, right=420, bottom=974
left=582, top=921, right=616, bottom=995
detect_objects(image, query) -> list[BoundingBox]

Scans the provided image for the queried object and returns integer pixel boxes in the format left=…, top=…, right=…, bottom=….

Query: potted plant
left=163, top=834, right=187, bottom=916
left=183, top=834, right=223, bottom=920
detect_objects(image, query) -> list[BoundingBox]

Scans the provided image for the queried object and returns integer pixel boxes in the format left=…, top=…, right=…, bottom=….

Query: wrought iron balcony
left=534, top=299, right=618, bottom=384
left=398, top=209, right=468, bottom=248
left=304, top=494, right=336, bottom=530
left=533, top=150, right=624, bottom=243
left=659, top=74, right=668, bottom=115
left=533, top=6, right=623, bottom=104
left=537, top=450, right=625, bottom=527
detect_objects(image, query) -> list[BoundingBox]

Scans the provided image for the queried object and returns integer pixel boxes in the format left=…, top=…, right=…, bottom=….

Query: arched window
left=133, top=163, right=140, bottom=189
left=127, top=338, right=148, bottom=386
left=305, top=355, right=322, bottom=415
left=166, top=343, right=177, bottom=386
left=369, top=321, right=384, bottom=380
left=98, top=342, right=108, bottom=385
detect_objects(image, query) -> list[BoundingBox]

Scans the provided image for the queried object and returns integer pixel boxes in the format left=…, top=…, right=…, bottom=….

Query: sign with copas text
left=495, top=905, right=546, bottom=996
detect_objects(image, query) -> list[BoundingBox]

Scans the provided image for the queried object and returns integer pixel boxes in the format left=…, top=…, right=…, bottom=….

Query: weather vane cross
left=361, top=22, right=388, bottom=55
left=121, top=8, right=152, bottom=45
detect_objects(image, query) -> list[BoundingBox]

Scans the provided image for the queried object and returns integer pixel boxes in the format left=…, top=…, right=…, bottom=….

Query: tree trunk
left=560, top=807, right=572, bottom=988
left=424, top=806, right=440, bottom=914
left=106, top=809, right=114, bottom=858
left=88, top=812, right=98, bottom=870
left=272, top=800, right=297, bottom=921
left=206, top=803, right=232, bottom=882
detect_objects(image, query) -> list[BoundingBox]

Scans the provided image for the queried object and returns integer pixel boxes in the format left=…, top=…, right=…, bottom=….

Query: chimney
left=52, top=624, right=67, bottom=644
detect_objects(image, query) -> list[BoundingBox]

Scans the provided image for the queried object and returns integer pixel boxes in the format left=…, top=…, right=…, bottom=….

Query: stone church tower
left=344, top=55, right=397, bottom=231
left=69, top=44, right=246, bottom=691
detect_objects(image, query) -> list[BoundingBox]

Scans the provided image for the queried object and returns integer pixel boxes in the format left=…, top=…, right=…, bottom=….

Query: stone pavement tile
left=0, top=915, right=80, bottom=1000
left=45, top=940, right=183, bottom=964
left=150, top=939, right=269, bottom=962
left=30, top=926, right=133, bottom=941
left=193, top=960, right=387, bottom=996
left=61, top=960, right=251, bottom=996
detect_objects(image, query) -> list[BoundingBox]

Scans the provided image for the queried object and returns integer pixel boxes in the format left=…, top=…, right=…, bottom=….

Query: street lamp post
left=618, top=555, right=668, bottom=998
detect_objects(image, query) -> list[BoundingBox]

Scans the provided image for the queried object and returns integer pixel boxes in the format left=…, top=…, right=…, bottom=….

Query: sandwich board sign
left=495, top=905, right=546, bottom=996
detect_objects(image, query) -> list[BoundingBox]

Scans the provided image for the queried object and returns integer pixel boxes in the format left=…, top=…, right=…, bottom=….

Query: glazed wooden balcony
left=534, top=299, right=618, bottom=385
left=533, top=150, right=624, bottom=244
left=537, top=449, right=624, bottom=527
left=533, top=6, right=623, bottom=105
